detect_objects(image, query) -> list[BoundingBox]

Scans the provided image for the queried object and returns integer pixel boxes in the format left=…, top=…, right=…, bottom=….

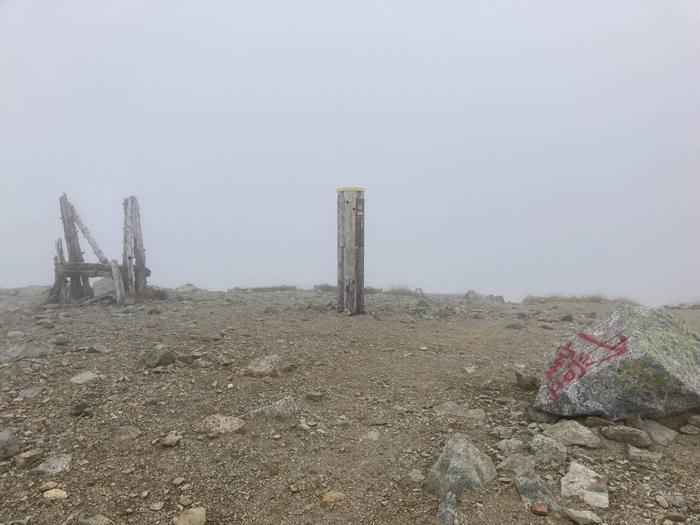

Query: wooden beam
left=59, top=193, right=91, bottom=300
left=122, top=197, right=136, bottom=293
left=130, top=197, right=147, bottom=293
left=68, top=200, right=109, bottom=264
left=337, top=187, right=365, bottom=315
left=110, top=259, right=126, bottom=305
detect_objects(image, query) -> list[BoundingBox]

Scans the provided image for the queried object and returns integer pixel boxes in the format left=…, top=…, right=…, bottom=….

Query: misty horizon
left=2, top=1, right=699, bottom=306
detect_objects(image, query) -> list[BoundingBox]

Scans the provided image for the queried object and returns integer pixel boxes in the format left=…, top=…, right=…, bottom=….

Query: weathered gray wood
left=59, top=194, right=91, bottom=300
left=48, top=239, right=69, bottom=303
left=337, top=187, right=365, bottom=315
left=68, top=200, right=109, bottom=264
left=130, top=197, right=147, bottom=293
left=110, top=259, right=126, bottom=305
left=122, top=197, right=136, bottom=293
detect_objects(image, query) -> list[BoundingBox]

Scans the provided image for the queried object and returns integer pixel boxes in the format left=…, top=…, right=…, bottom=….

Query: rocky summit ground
left=1, top=286, right=700, bottom=525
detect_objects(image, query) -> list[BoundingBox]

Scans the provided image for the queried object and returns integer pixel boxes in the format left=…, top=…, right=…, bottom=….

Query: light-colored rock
left=497, top=454, right=536, bottom=474
left=601, top=425, right=652, bottom=448
left=32, top=454, right=72, bottom=475
left=78, top=515, right=114, bottom=525
left=495, top=438, right=524, bottom=454
left=69, top=371, right=100, bottom=385
left=43, top=488, right=68, bottom=500
left=433, top=401, right=486, bottom=421
left=642, top=419, right=677, bottom=446
left=172, top=507, right=206, bottom=525
left=679, top=424, right=700, bottom=435
left=564, top=508, right=602, bottom=525
left=160, top=432, right=182, bottom=447
left=543, top=420, right=602, bottom=448
left=244, top=354, right=288, bottom=377
left=196, top=415, right=245, bottom=434
left=530, top=434, right=568, bottom=465
left=561, top=461, right=609, bottom=508
left=626, top=444, right=662, bottom=464
left=321, top=490, right=346, bottom=506
left=15, top=448, right=43, bottom=468
left=535, top=306, right=700, bottom=420
left=0, top=429, right=20, bottom=460
left=243, top=397, right=297, bottom=419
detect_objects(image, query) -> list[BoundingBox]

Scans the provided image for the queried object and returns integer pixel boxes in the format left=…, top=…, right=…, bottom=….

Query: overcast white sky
left=1, top=1, right=699, bottom=305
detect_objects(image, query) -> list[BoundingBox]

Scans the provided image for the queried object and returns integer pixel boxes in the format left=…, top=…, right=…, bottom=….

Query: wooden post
left=110, top=259, right=126, bottom=305
left=69, top=200, right=109, bottom=264
left=130, top=197, right=147, bottom=293
left=337, top=187, right=365, bottom=315
left=59, top=194, right=91, bottom=300
left=122, top=197, right=136, bottom=293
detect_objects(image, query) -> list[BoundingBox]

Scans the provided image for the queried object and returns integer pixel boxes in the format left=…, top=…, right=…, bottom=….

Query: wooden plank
left=68, top=199, right=109, bottom=264
left=110, top=259, right=126, bottom=305
left=122, top=197, right=136, bottom=293
left=59, top=193, right=91, bottom=300
left=337, top=188, right=365, bottom=315
left=130, top=197, right=147, bottom=293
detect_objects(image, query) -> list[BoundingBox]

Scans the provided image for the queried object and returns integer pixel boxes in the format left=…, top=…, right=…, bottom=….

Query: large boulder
left=535, top=306, right=700, bottom=420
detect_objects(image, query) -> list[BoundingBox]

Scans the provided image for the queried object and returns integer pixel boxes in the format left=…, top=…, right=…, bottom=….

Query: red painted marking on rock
left=544, top=332, right=628, bottom=400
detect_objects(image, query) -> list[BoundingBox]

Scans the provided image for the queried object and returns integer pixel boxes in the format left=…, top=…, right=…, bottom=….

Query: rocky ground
left=1, top=286, right=700, bottom=525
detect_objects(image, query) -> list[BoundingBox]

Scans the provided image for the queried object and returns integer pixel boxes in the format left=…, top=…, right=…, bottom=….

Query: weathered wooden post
left=337, top=187, right=365, bottom=315
left=59, top=193, right=92, bottom=300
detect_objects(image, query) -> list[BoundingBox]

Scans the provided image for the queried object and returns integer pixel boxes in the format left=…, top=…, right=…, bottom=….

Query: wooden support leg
left=337, top=187, right=365, bottom=315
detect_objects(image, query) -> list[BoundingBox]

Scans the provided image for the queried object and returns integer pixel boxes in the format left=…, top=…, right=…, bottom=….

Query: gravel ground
left=1, top=287, right=699, bottom=525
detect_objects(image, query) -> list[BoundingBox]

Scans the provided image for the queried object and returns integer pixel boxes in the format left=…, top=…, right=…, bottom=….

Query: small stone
left=143, top=348, right=176, bottom=368
left=244, top=354, right=288, bottom=377
left=679, top=424, right=699, bottom=435
left=626, top=444, right=662, bottom=464
left=408, top=469, right=425, bottom=485
left=530, top=434, right=568, bottom=466
left=71, top=400, right=92, bottom=417
left=39, top=481, right=58, bottom=491
left=196, top=415, right=245, bottom=435
left=601, top=425, right=652, bottom=448
left=117, top=425, right=143, bottom=440
left=69, top=371, right=100, bottom=385
left=560, top=314, right=574, bottom=322
left=31, top=454, right=72, bottom=475
left=78, top=516, right=114, bottom=525
left=172, top=507, right=206, bottom=525
left=305, top=391, right=323, bottom=402
left=160, top=432, right=182, bottom=447
left=43, top=488, right=68, bottom=500
left=531, top=500, right=550, bottom=516
left=543, top=420, right=602, bottom=448
left=17, top=387, right=43, bottom=400
left=656, top=495, right=670, bottom=508
left=149, top=502, right=165, bottom=511
left=515, top=371, right=539, bottom=391
left=583, top=416, right=614, bottom=428
left=173, top=477, right=186, bottom=486
left=564, top=508, right=602, bottom=525
left=15, top=448, right=43, bottom=469
left=179, top=495, right=193, bottom=507
left=561, top=461, right=609, bottom=508
left=321, top=490, right=346, bottom=506
left=643, top=419, right=678, bottom=446
left=0, top=429, right=20, bottom=460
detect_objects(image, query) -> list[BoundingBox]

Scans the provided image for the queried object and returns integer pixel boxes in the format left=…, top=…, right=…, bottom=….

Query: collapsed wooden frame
left=48, top=193, right=149, bottom=305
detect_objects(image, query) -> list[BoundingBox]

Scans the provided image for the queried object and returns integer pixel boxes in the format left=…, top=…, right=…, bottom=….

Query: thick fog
left=1, top=1, right=699, bottom=305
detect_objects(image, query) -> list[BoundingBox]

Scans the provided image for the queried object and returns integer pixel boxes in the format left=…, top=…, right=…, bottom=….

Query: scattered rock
left=408, top=469, right=425, bottom=485
left=489, top=426, right=512, bottom=439
left=530, top=434, right=568, bottom=465
left=560, top=461, right=609, bottom=508
left=160, top=432, right=183, bottom=447
left=563, top=508, right=602, bottom=525
left=17, top=387, right=43, bottom=399
left=244, top=354, right=290, bottom=377
left=601, top=425, right=652, bottom=448
left=642, top=419, right=678, bottom=446
left=560, top=314, right=574, bottom=322
left=543, top=420, right=602, bottom=448
left=78, top=516, right=114, bottom=525
left=433, top=401, right=486, bottom=421
left=524, top=406, right=558, bottom=424
left=31, top=454, right=72, bottom=475
left=172, top=507, right=206, bottom=525
left=43, top=488, right=68, bottom=500
left=679, top=424, right=700, bottom=435
left=143, top=347, right=176, bottom=368
left=515, top=370, right=539, bottom=391
left=583, top=416, right=614, bottom=428
left=196, top=415, right=245, bottom=434
left=39, top=481, right=58, bottom=491
left=514, top=469, right=560, bottom=510
left=71, top=400, right=93, bottom=417
left=426, top=433, right=496, bottom=522
left=69, top=371, right=100, bottom=385
left=0, top=429, right=20, bottom=460
left=530, top=500, right=550, bottom=516
left=305, top=391, right=323, bottom=402
left=244, top=397, right=297, bottom=419
left=321, top=490, right=346, bottom=507
left=535, top=306, right=700, bottom=420
left=495, top=438, right=524, bottom=454
left=15, top=448, right=43, bottom=469
left=117, top=425, right=143, bottom=441
left=626, top=444, right=662, bottom=464
left=497, top=454, right=536, bottom=474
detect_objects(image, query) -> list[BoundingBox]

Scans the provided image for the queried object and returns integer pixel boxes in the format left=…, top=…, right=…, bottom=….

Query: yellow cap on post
left=337, top=187, right=365, bottom=193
